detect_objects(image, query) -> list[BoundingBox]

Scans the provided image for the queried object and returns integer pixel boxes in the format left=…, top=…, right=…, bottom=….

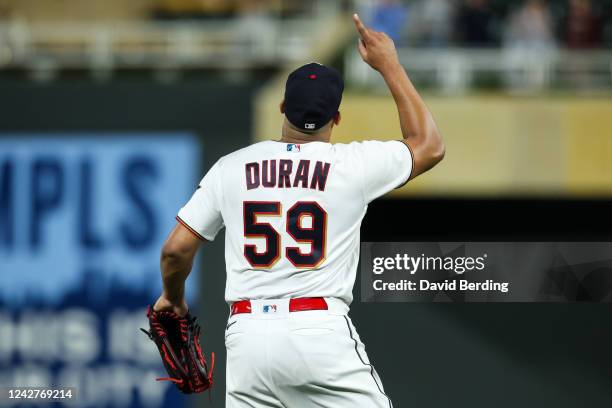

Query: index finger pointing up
left=353, top=14, right=369, bottom=39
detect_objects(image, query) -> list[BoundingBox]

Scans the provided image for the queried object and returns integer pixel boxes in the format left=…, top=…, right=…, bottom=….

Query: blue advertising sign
left=0, top=134, right=201, bottom=407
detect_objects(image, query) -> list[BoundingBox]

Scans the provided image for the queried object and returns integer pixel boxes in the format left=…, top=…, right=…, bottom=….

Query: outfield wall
left=256, top=94, right=612, bottom=197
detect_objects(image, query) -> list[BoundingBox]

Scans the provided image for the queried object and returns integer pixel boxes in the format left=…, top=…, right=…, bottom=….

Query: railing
left=0, top=14, right=337, bottom=77
left=345, top=47, right=612, bottom=93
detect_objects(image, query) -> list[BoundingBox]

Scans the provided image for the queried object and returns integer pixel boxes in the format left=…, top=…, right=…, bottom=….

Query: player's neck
left=280, top=120, right=331, bottom=144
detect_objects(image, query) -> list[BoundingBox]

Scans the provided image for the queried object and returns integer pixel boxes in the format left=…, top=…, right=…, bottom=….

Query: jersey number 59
left=243, top=201, right=327, bottom=269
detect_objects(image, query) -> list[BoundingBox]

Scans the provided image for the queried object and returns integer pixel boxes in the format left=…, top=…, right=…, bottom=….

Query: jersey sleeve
left=352, top=140, right=413, bottom=203
left=176, top=160, right=225, bottom=241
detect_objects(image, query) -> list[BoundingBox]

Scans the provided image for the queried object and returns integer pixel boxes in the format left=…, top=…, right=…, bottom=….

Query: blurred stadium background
left=0, top=0, right=611, bottom=407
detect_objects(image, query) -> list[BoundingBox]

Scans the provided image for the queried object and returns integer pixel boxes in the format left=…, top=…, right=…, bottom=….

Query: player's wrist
left=154, top=293, right=188, bottom=316
left=378, top=60, right=403, bottom=77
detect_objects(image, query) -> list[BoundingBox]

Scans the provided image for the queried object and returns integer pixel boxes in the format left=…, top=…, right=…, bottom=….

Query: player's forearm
left=157, top=223, right=201, bottom=305
left=160, top=249, right=194, bottom=303
left=381, top=62, right=445, bottom=167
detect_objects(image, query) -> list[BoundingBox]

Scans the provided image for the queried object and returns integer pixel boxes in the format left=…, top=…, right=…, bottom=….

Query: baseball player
left=152, top=14, right=444, bottom=407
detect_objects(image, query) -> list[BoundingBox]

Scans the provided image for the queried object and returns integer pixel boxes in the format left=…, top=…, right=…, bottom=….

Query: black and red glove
left=141, top=306, right=215, bottom=394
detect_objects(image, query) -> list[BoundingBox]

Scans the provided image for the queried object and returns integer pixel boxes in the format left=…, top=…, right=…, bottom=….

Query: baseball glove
left=141, top=306, right=215, bottom=394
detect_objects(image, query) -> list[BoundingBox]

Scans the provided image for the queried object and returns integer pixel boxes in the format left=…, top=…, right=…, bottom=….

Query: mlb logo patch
left=287, top=144, right=301, bottom=152
left=263, top=304, right=278, bottom=313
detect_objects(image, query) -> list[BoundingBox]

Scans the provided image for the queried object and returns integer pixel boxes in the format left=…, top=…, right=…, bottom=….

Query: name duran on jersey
left=245, top=159, right=331, bottom=191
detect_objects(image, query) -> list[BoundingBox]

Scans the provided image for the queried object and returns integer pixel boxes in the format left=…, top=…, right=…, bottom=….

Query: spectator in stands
left=455, top=0, right=496, bottom=47
left=412, top=0, right=457, bottom=47
left=503, top=0, right=557, bottom=92
left=234, top=0, right=276, bottom=57
left=370, top=0, right=408, bottom=43
left=562, top=0, right=603, bottom=48
left=505, top=0, right=555, bottom=49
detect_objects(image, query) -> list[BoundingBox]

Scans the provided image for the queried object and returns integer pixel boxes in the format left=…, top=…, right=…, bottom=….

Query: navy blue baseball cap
left=284, top=62, right=344, bottom=132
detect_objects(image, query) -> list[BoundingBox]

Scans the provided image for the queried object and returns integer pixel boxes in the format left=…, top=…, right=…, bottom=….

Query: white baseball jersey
left=177, top=140, right=412, bottom=305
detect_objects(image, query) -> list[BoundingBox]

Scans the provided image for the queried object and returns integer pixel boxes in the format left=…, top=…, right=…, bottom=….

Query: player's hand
left=153, top=294, right=189, bottom=317
left=352, top=13, right=400, bottom=74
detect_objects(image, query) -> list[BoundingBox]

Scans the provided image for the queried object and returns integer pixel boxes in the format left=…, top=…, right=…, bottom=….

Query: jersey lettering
left=244, top=160, right=330, bottom=191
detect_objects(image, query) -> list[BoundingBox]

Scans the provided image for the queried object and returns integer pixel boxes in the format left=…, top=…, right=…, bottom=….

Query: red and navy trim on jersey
left=176, top=215, right=207, bottom=241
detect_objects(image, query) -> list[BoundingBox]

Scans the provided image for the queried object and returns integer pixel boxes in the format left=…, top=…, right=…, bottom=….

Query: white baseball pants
left=224, top=298, right=393, bottom=407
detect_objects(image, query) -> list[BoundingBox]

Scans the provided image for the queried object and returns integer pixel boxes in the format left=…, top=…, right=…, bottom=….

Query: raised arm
left=153, top=222, right=202, bottom=316
left=353, top=14, right=445, bottom=179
